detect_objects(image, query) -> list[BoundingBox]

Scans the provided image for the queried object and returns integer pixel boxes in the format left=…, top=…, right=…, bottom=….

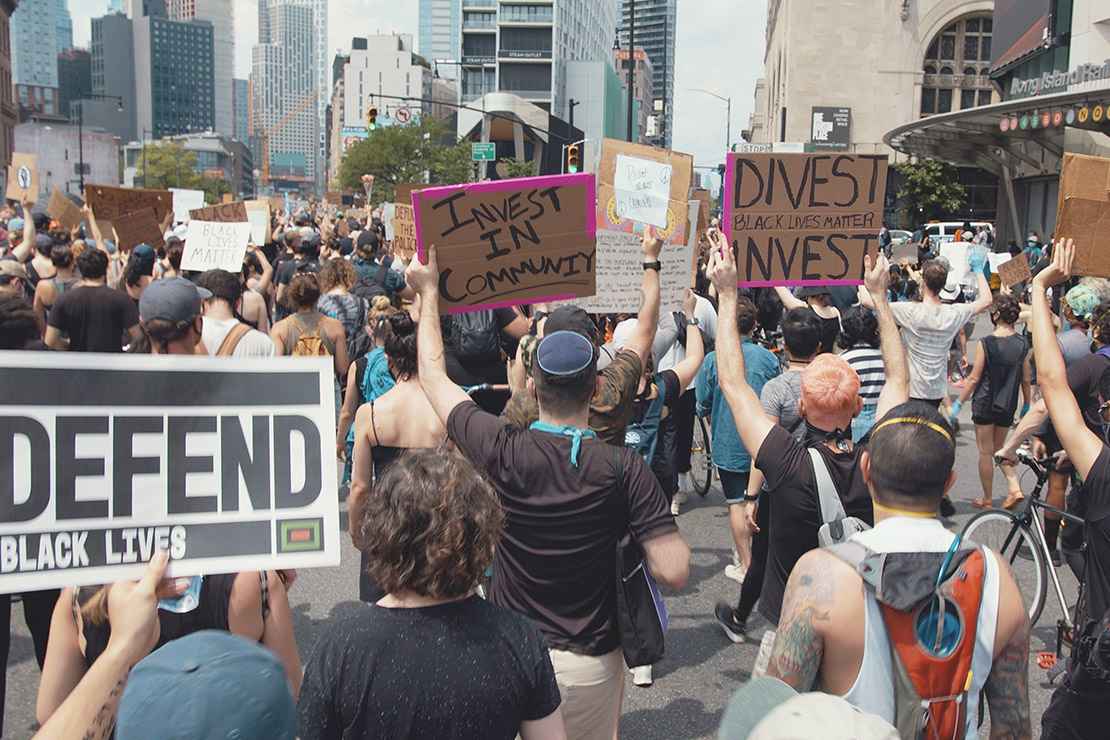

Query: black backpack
left=346, top=297, right=374, bottom=363
left=352, top=255, right=392, bottom=302
left=451, top=310, right=501, bottom=360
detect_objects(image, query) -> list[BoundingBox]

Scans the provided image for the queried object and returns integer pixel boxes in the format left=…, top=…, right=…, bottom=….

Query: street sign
left=472, top=143, right=496, bottom=162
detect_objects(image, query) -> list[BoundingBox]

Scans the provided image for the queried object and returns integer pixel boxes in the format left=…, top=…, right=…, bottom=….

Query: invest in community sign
left=0, top=352, right=341, bottom=593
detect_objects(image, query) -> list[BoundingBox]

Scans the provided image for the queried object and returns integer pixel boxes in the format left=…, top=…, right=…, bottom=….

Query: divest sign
left=0, top=353, right=341, bottom=594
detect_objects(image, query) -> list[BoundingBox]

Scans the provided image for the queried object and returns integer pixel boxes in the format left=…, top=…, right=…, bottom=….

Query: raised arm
left=671, top=290, right=705, bottom=393
left=12, top=197, right=36, bottom=262
left=1031, top=240, right=1103, bottom=479
left=970, top=265, right=993, bottom=315
left=407, top=246, right=471, bottom=423
left=252, top=246, right=274, bottom=295
left=706, top=231, right=775, bottom=459
left=620, top=227, right=663, bottom=364
left=867, top=254, right=910, bottom=420
left=83, top=205, right=106, bottom=254
left=774, top=285, right=806, bottom=311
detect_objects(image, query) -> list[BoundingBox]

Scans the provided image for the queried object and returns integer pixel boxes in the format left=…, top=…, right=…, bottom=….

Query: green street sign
left=472, top=143, right=496, bottom=162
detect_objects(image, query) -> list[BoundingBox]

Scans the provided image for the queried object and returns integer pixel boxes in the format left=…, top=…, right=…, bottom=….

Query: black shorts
left=972, top=405, right=1016, bottom=427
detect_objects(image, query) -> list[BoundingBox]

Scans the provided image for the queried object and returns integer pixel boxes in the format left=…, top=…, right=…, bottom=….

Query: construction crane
left=258, top=90, right=319, bottom=188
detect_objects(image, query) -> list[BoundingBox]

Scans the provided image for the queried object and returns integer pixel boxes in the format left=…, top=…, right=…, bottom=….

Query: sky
left=67, top=0, right=766, bottom=169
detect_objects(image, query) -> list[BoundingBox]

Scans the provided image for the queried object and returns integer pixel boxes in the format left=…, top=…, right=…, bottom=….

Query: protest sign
left=325, top=191, right=342, bottom=205
left=413, top=173, right=596, bottom=313
left=939, top=241, right=970, bottom=287
left=244, top=200, right=271, bottom=246
left=571, top=200, right=698, bottom=314
left=190, top=202, right=249, bottom=223
left=47, top=187, right=83, bottom=232
left=392, top=203, right=416, bottom=260
left=381, top=203, right=396, bottom=242
left=599, top=139, right=693, bottom=237
left=182, top=221, right=252, bottom=273
left=987, top=252, right=1011, bottom=273
left=114, top=208, right=165, bottom=251
left=996, top=252, right=1032, bottom=288
left=692, top=189, right=712, bottom=243
left=1056, top=153, right=1110, bottom=276
left=85, top=184, right=173, bottom=224
left=6, top=153, right=38, bottom=202
left=169, top=188, right=206, bottom=223
left=0, top=352, right=341, bottom=593
left=724, top=152, right=888, bottom=286
left=1057, top=197, right=1110, bottom=277
left=396, top=183, right=423, bottom=205
left=221, top=193, right=234, bottom=204
left=268, top=196, right=285, bottom=214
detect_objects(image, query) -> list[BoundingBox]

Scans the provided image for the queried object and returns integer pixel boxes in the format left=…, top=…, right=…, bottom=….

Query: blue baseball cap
left=536, top=330, right=596, bottom=380
left=116, top=631, right=296, bottom=740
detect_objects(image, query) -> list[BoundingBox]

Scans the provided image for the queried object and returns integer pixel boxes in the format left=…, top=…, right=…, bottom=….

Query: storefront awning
left=884, top=87, right=1110, bottom=177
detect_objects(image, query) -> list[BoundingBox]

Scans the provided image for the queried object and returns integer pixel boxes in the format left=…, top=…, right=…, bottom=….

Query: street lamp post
left=69, top=95, right=124, bottom=194
left=689, top=88, right=732, bottom=155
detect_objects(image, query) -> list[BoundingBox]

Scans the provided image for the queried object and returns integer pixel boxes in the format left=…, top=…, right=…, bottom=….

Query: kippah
left=536, top=331, right=595, bottom=378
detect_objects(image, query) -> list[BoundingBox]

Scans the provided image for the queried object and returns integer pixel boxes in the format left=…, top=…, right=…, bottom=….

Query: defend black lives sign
left=0, top=353, right=340, bottom=593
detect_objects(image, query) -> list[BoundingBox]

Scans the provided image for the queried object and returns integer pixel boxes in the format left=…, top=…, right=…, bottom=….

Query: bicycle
left=689, top=415, right=713, bottom=497
left=961, top=448, right=1085, bottom=660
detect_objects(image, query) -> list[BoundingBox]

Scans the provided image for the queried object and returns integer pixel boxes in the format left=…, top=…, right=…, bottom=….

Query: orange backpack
left=829, top=541, right=987, bottom=740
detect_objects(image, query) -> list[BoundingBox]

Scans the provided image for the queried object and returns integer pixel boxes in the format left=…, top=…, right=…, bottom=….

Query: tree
left=339, top=118, right=474, bottom=202
left=894, top=159, right=967, bottom=227
left=498, top=159, right=536, bottom=179
left=136, top=142, right=231, bottom=201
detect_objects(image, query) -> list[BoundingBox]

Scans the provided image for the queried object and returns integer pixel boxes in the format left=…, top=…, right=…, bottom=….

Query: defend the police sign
left=0, top=353, right=341, bottom=593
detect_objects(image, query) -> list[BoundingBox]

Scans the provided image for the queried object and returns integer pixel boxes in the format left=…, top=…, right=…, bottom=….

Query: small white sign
left=987, top=252, right=1011, bottom=273
left=245, top=205, right=270, bottom=246
left=170, top=188, right=206, bottom=224
left=182, top=221, right=252, bottom=273
left=614, top=154, right=672, bottom=229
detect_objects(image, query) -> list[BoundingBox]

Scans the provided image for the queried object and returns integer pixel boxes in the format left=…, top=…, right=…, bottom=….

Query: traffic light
left=367, top=107, right=379, bottom=130
left=567, top=144, right=581, bottom=174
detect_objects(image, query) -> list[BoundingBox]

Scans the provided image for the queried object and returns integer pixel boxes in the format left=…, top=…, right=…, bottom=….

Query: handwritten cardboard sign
left=244, top=200, right=271, bottom=246
left=47, top=187, right=83, bottom=231
left=181, top=221, right=252, bottom=273
left=599, top=139, right=693, bottom=239
left=413, top=174, right=597, bottom=313
left=724, top=152, right=888, bottom=286
left=85, top=184, right=172, bottom=224
left=1056, top=153, right=1110, bottom=277
left=6, top=153, right=38, bottom=202
left=392, top=203, right=416, bottom=260
left=190, top=202, right=248, bottom=224
left=996, top=252, right=1033, bottom=287
left=396, top=183, right=423, bottom=206
left=169, top=188, right=206, bottom=223
left=114, top=208, right=165, bottom=251
left=692, top=189, right=712, bottom=243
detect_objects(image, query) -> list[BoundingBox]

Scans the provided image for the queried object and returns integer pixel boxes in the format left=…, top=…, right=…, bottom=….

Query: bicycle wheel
left=690, top=416, right=713, bottom=497
left=962, top=510, right=1047, bottom=625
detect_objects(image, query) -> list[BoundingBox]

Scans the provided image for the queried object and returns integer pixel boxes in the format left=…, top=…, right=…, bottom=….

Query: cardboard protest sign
left=1057, top=197, right=1110, bottom=277
left=85, top=184, right=173, bottom=224
left=47, top=187, right=84, bottom=231
left=996, top=252, right=1033, bottom=288
left=6, top=154, right=38, bottom=202
left=114, top=208, right=165, bottom=251
left=392, top=203, right=416, bottom=260
left=0, top=352, right=341, bottom=593
left=268, top=196, right=285, bottom=214
left=396, top=183, right=423, bottom=205
left=182, top=221, right=252, bottom=273
left=692, top=189, right=712, bottom=242
left=599, top=139, right=693, bottom=236
left=324, top=191, right=343, bottom=205
left=1056, top=153, right=1110, bottom=276
left=724, top=153, right=888, bottom=286
left=572, top=200, right=698, bottom=315
left=413, top=174, right=597, bottom=313
left=169, top=188, right=206, bottom=223
left=244, top=200, right=271, bottom=246
left=190, top=202, right=248, bottom=224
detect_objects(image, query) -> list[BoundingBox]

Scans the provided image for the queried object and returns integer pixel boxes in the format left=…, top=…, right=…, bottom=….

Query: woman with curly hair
left=271, top=272, right=349, bottom=383
left=316, top=257, right=366, bottom=350
left=298, top=449, right=566, bottom=740
left=955, top=293, right=1031, bottom=509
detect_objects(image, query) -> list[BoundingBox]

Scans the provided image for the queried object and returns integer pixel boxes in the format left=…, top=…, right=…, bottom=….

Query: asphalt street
left=0, top=318, right=1079, bottom=738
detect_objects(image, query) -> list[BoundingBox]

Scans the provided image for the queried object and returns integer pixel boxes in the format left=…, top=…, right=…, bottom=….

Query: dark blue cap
left=536, top=330, right=596, bottom=380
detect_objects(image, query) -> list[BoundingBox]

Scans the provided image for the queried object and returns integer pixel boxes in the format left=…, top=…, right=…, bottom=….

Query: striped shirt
left=842, top=346, right=886, bottom=407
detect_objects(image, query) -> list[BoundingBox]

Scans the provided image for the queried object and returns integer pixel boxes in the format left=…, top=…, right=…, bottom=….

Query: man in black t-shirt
left=704, top=232, right=909, bottom=635
left=406, top=246, right=690, bottom=740
left=274, top=232, right=320, bottom=322
left=44, top=249, right=140, bottom=352
left=1028, top=241, right=1110, bottom=740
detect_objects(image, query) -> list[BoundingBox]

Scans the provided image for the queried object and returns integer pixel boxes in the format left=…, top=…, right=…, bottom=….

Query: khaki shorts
left=548, top=647, right=625, bottom=740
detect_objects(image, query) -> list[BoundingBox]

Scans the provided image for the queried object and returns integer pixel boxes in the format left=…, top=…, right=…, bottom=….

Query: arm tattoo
left=82, top=676, right=126, bottom=740
left=766, top=569, right=833, bottom=691
left=984, top=616, right=1031, bottom=740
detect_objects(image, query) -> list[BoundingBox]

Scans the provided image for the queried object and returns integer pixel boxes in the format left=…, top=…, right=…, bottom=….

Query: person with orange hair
left=708, top=229, right=909, bottom=641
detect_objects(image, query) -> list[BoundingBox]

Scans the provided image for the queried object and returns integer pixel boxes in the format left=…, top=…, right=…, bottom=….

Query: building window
left=921, top=14, right=993, bottom=117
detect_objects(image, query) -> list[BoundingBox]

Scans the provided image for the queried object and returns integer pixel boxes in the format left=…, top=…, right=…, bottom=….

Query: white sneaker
left=631, top=665, right=653, bottom=686
left=678, top=472, right=693, bottom=494
left=670, top=490, right=688, bottom=517
left=724, top=564, right=746, bottom=584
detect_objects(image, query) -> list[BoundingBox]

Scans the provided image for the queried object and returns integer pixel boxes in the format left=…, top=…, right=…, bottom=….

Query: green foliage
left=499, top=159, right=536, bottom=179
left=136, top=142, right=231, bottom=201
left=339, top=119, right=476, bottom=202
left=894, top=159, right=967, bottom=226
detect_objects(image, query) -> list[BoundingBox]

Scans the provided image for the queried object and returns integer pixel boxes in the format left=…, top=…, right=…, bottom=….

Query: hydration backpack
left=451, top=310, right=501, bottom=360
left=828, top=541, right=988, bottom=740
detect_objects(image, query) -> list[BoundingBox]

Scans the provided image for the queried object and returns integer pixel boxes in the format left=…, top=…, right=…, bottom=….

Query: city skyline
left=65, top=0, right=765, bottom=171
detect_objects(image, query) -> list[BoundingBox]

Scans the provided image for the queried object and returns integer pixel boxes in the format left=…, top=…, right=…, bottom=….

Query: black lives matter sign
left=724, top=153, right=888, bottom=286
left=412, top=174, right=597, bottom=313
left=0, top=353, right=340, bottom=593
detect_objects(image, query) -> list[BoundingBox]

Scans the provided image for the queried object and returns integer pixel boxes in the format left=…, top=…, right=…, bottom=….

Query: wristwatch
left=686, top=317, right=700, bottom=328
left=642, top=261, right=662, bottom=272
left=742, top=493, right=760, bottom=503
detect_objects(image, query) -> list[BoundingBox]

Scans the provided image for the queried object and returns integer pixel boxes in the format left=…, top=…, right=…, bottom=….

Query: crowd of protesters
left=2, top=190, right=1110, bottom=740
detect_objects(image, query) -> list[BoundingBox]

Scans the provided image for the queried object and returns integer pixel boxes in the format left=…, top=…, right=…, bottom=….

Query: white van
left=925, top=222, right=992, bottom=247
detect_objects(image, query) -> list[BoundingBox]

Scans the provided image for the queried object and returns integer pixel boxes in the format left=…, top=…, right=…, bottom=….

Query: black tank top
left=816, top=312, right=840, bottom=355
